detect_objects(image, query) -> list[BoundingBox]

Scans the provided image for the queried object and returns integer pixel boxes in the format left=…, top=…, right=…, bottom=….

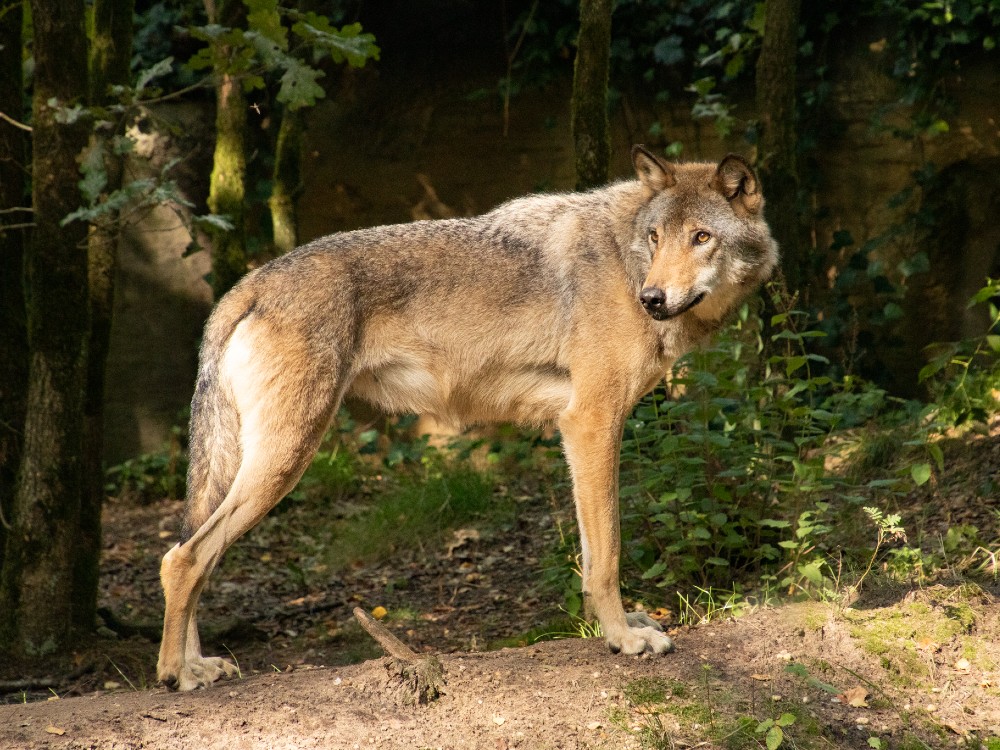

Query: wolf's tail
left=180, top=289, right=256, bottom=541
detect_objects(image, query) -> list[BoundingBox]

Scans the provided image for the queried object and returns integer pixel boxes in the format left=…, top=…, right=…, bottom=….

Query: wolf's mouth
left=646, top=290, right=705, bottom=321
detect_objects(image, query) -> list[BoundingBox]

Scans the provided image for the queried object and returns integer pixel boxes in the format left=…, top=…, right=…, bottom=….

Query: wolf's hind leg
left=158, top=442, right=319, bottom=689
left=158, top=394, right=338, bottom=690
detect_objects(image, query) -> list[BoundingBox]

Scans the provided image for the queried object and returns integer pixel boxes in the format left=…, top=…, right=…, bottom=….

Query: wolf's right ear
left=632, top=145, right=677, bottom=193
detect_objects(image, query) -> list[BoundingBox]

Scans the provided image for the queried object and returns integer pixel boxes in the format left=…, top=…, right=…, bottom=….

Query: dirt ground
left=2, top=594, right=999, bottom=749
left=2, top=427, right=1000, bottom=749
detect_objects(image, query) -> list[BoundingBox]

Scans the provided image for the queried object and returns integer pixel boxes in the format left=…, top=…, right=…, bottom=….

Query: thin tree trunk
left=0, top=0, right=92, bottom=656
left=0, top=1, right=27, bottom=571
left=268, top=107, right=302, bottom=255
left=75, top=0, right=135, bottom=634
left=206, top=0, right=248, bottom=299
left=755, top=0, right=804, bottom=292
left=571, top=0, right=612, bottom=190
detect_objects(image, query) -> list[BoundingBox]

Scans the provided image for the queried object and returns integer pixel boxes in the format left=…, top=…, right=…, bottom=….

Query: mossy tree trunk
left=0, top=0, right=27, bottom=571
left=571, top=0, right=612, bottom=191
left=75, top=0, right=135, bottom=634
left=754, top=0, right=805, bottom=293
left=0, top=0, right=93, bottom=657
left=206, top=0, right=249, bottom=299
left=268, top=106, right=303, bottom=255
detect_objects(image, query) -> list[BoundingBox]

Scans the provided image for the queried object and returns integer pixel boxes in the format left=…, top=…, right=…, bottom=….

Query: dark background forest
left=1, top=2, right=999, bottom=745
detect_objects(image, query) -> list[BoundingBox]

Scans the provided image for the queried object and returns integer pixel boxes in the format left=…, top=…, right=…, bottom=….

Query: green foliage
left=873, top=0, right=1000, bottom=113
left=187, top=0, right=379, bottom=111
left=619, top=292, right=905, bottom=600
left=105, top=425, right=187, bottom=502
left=676, top=585, right=748, bottom=626
left=918, top=278, right=1000, bottom=427
left=755, top=712, right=796, bottom=750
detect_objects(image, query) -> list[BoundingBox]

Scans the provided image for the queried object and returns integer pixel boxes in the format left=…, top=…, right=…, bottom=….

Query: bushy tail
left=180, top=294, right=255, bottom=541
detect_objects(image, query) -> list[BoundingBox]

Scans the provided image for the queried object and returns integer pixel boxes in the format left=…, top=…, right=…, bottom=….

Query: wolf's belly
left=348, top=359, right=572, bottom=429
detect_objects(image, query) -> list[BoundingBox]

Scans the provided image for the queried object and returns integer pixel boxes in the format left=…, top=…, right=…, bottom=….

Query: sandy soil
left=3, top=593, right=999, bottom=749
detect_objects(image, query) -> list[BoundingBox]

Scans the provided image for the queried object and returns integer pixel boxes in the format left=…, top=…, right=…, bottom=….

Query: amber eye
left=693, top=230, right=712, bottom=245
left=648, top=228, right=659, bottom=244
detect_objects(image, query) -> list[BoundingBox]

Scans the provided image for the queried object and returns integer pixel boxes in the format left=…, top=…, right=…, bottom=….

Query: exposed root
left=352, top=607, right=444, bottom=705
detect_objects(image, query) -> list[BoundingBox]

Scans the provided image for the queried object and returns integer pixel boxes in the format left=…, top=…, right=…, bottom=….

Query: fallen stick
left=352, top=607, right=444, bottom=704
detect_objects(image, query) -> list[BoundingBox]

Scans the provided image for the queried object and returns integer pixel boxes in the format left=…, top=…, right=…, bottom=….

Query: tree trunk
left=0, top=1, right=27, bottom=570
left=754, top=0, right=804, bottom=293
left=268, top=107, right=302, bottom=255
left=75, top=0, right=136, bottom=634
left=206, top=0, right=249, bottom=299
left=571, top=0, right=612, bottom=191
left=0, top=0, right=92, bottom=656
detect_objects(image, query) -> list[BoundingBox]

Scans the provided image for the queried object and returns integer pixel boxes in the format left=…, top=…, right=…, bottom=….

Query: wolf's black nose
left=639, top=287, right=666, bottom=312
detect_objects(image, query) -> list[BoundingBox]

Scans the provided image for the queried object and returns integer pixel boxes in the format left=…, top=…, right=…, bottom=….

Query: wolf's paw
left=161, top=656, right=239, bottom=691
left=607, top=619, right=675, bottom=656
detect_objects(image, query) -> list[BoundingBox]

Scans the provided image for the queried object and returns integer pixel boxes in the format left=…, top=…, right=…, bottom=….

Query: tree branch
left=0, top=110, right=31, bottom=131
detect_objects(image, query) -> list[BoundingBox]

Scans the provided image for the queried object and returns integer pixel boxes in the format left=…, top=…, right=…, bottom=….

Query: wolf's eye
left=648, top=228, right=659, bottom=244
left=693, top=230, right=712, bottom=245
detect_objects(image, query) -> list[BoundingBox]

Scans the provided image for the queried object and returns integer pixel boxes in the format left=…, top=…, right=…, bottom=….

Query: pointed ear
left=713, top=154, right=762, bottom=215
left=632, top=145, right=676, bottom=193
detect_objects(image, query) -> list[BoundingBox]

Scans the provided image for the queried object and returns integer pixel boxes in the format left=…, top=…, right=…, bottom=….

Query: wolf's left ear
left=713, top=154, right=762, bottom=215
left=632, top=145, right=676, bottom=193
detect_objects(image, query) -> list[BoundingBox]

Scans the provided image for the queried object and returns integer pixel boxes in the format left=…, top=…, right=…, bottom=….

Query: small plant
left=105, top=424, right=187, bottom=502
left=676, top=585, right=746, bottom=626
left=755, top=712, right=796, bottom=750
left=852, top=506, right=907, bottom=592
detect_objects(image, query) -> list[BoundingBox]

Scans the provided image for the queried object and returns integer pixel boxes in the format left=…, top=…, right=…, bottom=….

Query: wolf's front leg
left=559, top=406, right=674, bottom=656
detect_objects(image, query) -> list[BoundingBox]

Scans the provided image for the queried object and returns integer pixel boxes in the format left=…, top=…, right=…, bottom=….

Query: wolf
left=157, top=146, right=778, bottom=690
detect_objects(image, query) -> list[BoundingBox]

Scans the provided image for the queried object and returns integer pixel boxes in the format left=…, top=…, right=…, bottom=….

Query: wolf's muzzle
left=639, top=287, right=705, bottom=320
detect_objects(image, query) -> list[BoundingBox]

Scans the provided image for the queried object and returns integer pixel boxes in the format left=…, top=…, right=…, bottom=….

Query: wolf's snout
left=639, top=287, right=667, bottom=314
left=640, top=287, right=705, bottom=320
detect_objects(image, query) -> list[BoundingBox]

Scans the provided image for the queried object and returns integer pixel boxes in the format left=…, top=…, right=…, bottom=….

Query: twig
left=0, top=677, right=60, bottom=692
left=0, top=110, right=31, bottom=132
left=352, top=606, right=418, bottom=661
left=502, top=0, right=539, bottom=138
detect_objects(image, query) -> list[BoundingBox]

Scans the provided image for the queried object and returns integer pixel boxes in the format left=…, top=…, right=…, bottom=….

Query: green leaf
left=798, top=560, right=825, bottom=584
left=926, top=442, right=945, bottom=472
left=777, top=713, right=796, bottom=727
left=245, top=0, right=287, bottom=48
left=276, top=59, right=326, bottom=109
left=881, top=302, right=904, bottom=321
left=194, top=213, right=236, bottom=232
left=642, top=561, right=668, bottom=580
left=766, top=725, right=784, bottom=750
left=292, top=17, right=380, bottom=68
left=136, top=57, right=175, bottom=94
left=77, top=141, right=108, bottom=204
left=760, top=519, right=792, bottom=529
left=785, top=356, right=808, bottom=376
left=911, top=463, right=932, bottom=486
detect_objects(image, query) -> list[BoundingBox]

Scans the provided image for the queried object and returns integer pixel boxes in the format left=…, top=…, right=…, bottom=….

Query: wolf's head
left=630, top=145, right=779, bottom=322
